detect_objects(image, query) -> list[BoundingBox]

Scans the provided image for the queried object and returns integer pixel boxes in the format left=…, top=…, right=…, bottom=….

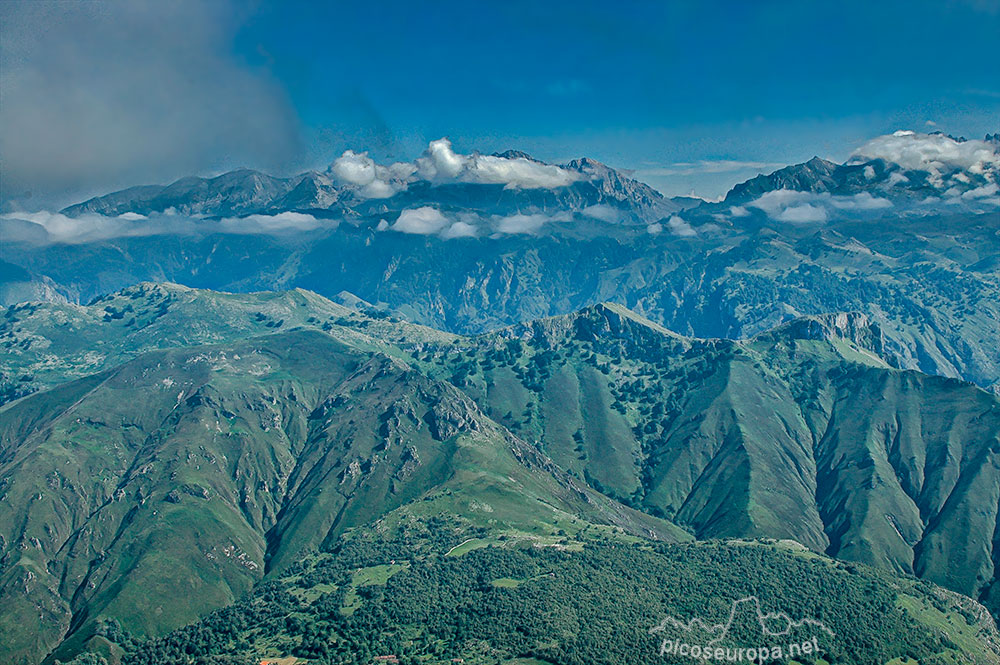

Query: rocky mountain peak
left=491, top=149, right=540, bottom=162
left=755, top=311, right=888, bottom=359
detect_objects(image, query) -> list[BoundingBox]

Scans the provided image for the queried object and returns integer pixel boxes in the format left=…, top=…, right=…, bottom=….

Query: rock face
left=725, top=156, right=845, bottom=202
left=755, top=312, right=890, bottom=360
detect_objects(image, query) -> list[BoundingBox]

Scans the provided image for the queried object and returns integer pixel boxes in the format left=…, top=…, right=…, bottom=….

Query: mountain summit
left=61, top=143, right=690, bottom=222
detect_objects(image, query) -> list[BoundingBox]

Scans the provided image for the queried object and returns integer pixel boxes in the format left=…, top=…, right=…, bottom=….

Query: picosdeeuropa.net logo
left=649, top=596, right=835, bottom=662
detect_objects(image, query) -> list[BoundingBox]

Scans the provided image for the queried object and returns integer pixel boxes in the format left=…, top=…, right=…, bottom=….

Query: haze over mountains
left=3, top=130, right=999, bottom=392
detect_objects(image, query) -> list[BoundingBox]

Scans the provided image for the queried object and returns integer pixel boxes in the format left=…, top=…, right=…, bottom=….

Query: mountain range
left=2, top=284, right=1000, bottom=664
left=58, top=152, right=688, bottom=223
left=1, top=130, right=999, bottom=664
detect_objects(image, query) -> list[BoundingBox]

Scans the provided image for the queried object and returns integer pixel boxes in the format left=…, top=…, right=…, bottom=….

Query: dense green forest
left=77, top=518, right=993, bottom=665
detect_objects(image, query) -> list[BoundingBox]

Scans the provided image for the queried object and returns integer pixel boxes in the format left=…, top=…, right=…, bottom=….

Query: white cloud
left=1, top=209, right=330, bottom=243
left=850, top=131, right=1000, bottom=183
left=777, top=204, right=827, bottom=223
left=330, top=150, right=413, bottom=199
left=828, top=192, right=892, bottom=210
left=2, top=210, right=142, bottom=243
left=494, top=213, right=552, bottom=235
left=646, top=222, right=663, bottom=235
left=384, top=208, right=574, bottom=238
left=747, top=190, right=812, bottom=217
left=329, top=138, right=582, bottom=198
left=417, top=138, right=582, bottom=188
left=391, top=207, right=450, bottom=235
left=581, top=204, right=621, bottom=223
left=729, top=206, right=750, bottom=217
left=440, top=221, right=479, bottom=239
left=887, top=172, right=909, bottom=187
left=360, top=179, right=400, bottom=199
left=383, top=207, right=579, bottom=239
left=467, top=153, right=581, bottom=188
left=962, top=183, right=999, bottom=200
left=746, top=189, right=892, bottom=223
left=418, top=138, right=467, bottom=179
left=331, top=150, right=377, bottom=186
left=667, top=215, right=697, bottom=237
left=218, top=211, right=327, bottom=234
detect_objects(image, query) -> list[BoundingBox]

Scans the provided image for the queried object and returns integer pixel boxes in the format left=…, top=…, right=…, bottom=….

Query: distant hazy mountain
left=61, top=151, right=690, bottom=223
left=724, top=149, right=993, bottom=206
left=57, top=131, right=999, bottom=220
left=3, top=130, right=998, bottom=395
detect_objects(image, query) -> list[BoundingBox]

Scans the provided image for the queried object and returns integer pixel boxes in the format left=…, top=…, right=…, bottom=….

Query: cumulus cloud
left=777, top=203, right=827, bottom=223
left=418, top=139, right=467, bottom=179
left=328, top=138, right=582, bottom=198
left=1, top=209, right=329, bottom=244
left=962, top=183, right=999, bottom=199
left=440, top=221, right=479, bottom=239
left=330, top=150, right=414, bottom=199
left=850, top=131, right=1000, bottom=183
left=391, top=207, right=450, bottom=235
left=887, top=172, right=910, bottom=187
left=828, top=192, right=893, bottom=210
left=330, top=150, right=378, bottom=186
left=417, top=139, right=582, bottom=188
left=494, top=213, right=556, bottom=235
left=746, top=189, right=893, bottom=224
left=581, top=204, right=621, bottom=223
left=960, top=183, right=1000, bottom=206
left=218, top=211, right=328, bottom=234
left=383, top=207, right=577, bottom=239
left=667, top=216, right=697, bottom=237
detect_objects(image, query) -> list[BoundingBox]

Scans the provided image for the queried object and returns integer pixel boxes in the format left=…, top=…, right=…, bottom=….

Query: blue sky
left=2, top=0, right=998, bottom=206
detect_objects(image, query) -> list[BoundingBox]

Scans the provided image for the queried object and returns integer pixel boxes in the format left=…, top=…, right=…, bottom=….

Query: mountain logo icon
left=649, top=596, right=835, bottom=662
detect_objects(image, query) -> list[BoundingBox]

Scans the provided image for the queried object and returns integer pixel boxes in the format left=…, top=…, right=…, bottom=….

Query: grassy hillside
left=409, top=302, right=1000, bottom=613
left=0, top=329, right=681, bottom=665
left=2, top=285, right=999, bottom=664
left=0, top=282, right=455, bottom=405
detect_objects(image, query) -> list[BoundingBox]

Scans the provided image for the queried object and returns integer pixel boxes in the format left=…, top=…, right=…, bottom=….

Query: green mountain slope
left=0, top=329, right=680, bottom=665
left=0, top=282, right=456, bottom=404
left=2, top=285, right=1000, bottom=664
left=408, top=302, right=1000, bottom=613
